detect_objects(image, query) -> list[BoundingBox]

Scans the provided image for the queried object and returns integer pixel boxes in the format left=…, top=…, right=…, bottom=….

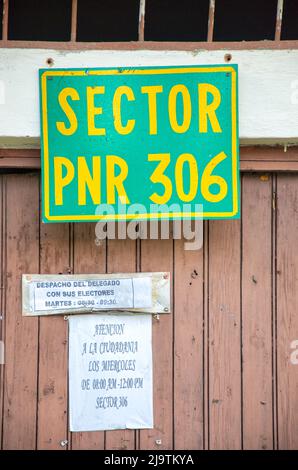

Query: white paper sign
left=69, top=314, right=153, bottom=432
left=22, top=273, right=171, bottom=316
left=32, top=277, right=152, bottom=312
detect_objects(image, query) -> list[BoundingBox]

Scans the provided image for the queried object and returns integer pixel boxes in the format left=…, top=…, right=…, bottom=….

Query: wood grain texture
left=207, top=0, right=215, bottom=42
left=203, top=221, right=209, bottom=449
left=240, top=162, right=298, bottom=172
left=37, top=222, right=70, bottom=450
left=70, top=0, right=78, bottom=42
left=0, top=171, right=297, bottom=448
left=1, top=40, right=298, bottom=50
left=139, top=232, right=173, bottom=450
left=105, top=235, right=137, bottom=450
left=138, top=0, right=146, bottom=42
left=174, top=237, right=204, bottom=449
left=208, top=219, right=242, bottom=449
left=1, top=0, right=9, bottom=42
left=275, top=0, right=284, bottom=41
left=242, top=174, right=273, bottom=449
left=0, top=157, right=41, bottom=169
left=2, top=174, right=39, bottom=449
left=240, top=146, right=298, bottom=162
left=276, top=174, right=298, bottom=449
left=71, top=222, right=106, bottom=449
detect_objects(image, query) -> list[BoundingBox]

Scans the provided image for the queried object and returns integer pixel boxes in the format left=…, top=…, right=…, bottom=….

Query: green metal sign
left=39, top=65, right=239, bottom=222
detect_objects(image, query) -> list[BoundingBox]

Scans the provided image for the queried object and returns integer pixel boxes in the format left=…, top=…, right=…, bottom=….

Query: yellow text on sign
left=55, top=83, right=222, bottom=137
left=54, top=155, right=130, bottom=206
left=53, top=152, right=228, bottom=207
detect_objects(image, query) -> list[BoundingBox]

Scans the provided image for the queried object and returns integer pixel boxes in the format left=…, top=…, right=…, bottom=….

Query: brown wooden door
left=0, top=171, right=297, bottom=450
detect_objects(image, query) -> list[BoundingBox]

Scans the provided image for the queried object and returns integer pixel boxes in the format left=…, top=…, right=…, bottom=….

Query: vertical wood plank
left=174, top=238, right=204, bottom=449
left=275, top=0, right=284, bottom=41
left=105, top=235, right=136, bottom=450
left=2, top=0, right=9, bottom=42
left=242, top=174, right=273, bottom=449
left=37, top=223, right=70, bottom=449
left=140, top=233, right=173, bottom=450
left=138, top=0, right=146, bottom=41
left=3, top=174, right=39, bottom=449
left=208, top=219, right=241, bottom=449
left=203, top=221, right=209, bottom=449
left=207, top=0, right=215, bottom=42
left=71, top=223, right=106, bottom=450
left=0, top=176, right=3, bottom=449
left=272, top=175, right=278, bottom=450
left=70, top=0, right=78, bottom=42
left=276, top=174, right=298, bottom=449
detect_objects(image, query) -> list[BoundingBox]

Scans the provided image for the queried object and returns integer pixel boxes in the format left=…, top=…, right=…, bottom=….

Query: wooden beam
left=2, top=0, right=9, bottom=42
left=1, top=39, right=298, bottom=51
left=240, top=161, right=298, bottom=172
left=207, top=0, right=215, bottom=42
left=0, top=149, right=39, bottom=158
left=0, top=149, right=40, bottom=168
left=138, top=0, right=146, bottom=42
left=0, top=157, right=40, bottom=169
left=275, top=0, right=284, bottom=41
left=70, top=0, right=78, bottom=42
left=1, top=147, right=298, bottom=172
left=240, top=146, right=298, bottom=162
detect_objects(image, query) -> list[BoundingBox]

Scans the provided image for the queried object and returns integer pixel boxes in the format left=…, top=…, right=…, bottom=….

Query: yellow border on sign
left=41, top=67, right=238, bottom=221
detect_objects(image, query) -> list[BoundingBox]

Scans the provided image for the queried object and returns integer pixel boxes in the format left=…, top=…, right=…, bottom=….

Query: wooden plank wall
left=0, top=172, right=297, bottom=450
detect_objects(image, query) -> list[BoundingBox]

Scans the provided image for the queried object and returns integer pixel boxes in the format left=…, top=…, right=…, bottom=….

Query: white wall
left=0, top=48, right=298, bottom=147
